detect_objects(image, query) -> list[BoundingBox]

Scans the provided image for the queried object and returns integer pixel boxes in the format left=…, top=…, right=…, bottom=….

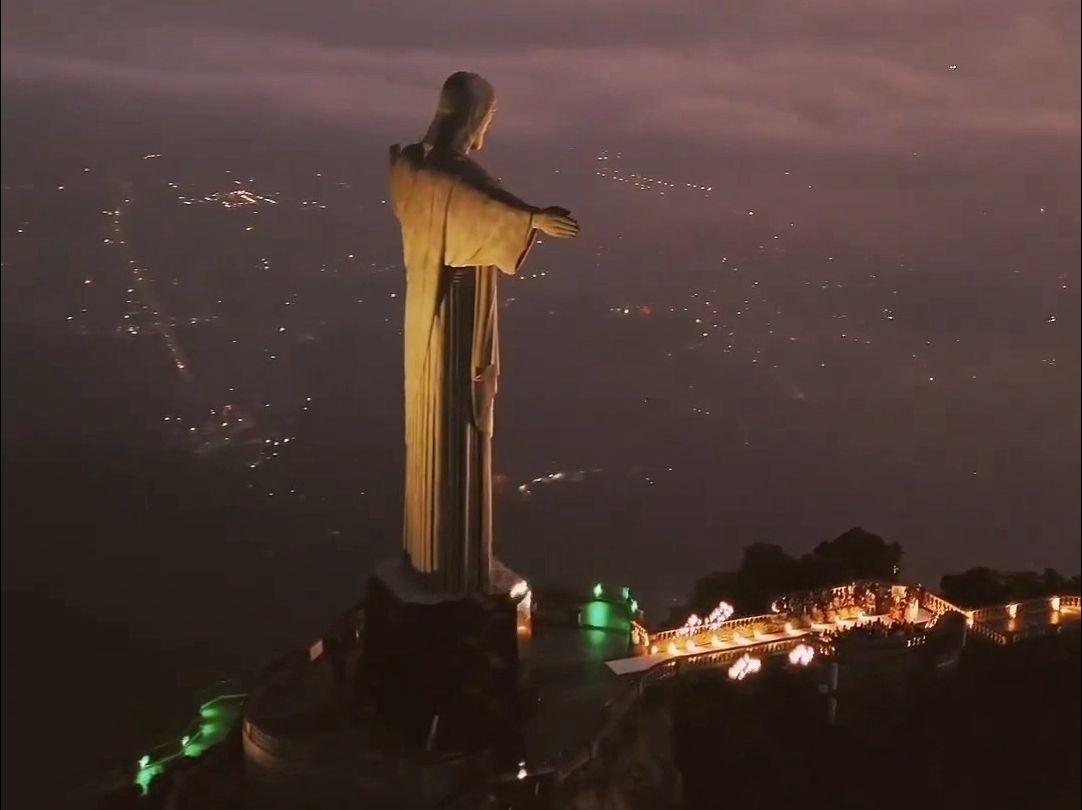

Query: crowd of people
left=820, top=617, right=924, bottom=650
left=773, top=581, right=927, bottom=624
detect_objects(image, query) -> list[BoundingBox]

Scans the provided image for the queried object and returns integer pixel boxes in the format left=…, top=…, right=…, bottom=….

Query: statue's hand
left=533, top=207, right=580, bottom=239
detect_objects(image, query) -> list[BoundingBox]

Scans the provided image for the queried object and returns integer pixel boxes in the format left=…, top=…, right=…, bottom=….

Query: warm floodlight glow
left=677, top=600, right=734, bottom=637
left=728, top=654, right=763, bottom=681
left=788, top=644, right=815, bottom=666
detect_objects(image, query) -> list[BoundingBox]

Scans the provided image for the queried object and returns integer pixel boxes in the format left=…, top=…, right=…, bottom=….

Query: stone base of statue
left=240, top=557, right=524, bottom=809
left=359, top=558, right=522, bottom=756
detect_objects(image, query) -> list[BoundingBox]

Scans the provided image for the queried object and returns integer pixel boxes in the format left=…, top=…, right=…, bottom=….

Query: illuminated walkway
left=607, top=608, right=938, bottom=675
left=555, top=588, right=1080, bottom=795
left=134, top=683, right=246, bottom=794
left=607, top=588, right=1079, bottom=677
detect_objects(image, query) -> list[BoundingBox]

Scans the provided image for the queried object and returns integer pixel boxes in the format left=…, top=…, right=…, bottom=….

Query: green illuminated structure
left=134, top=691, right=246, bottom=794
left=579, top=581, right=643, bottom=637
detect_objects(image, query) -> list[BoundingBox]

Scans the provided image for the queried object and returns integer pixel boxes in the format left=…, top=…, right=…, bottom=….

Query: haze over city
left=2, top=2, right=1079, bottom=806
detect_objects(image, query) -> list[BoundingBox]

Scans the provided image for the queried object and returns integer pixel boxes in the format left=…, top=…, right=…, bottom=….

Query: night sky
left=1, top=6, right=1079, bottom=779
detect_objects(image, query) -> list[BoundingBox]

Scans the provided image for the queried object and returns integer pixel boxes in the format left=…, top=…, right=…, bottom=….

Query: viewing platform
left=121, top=581, right=1079, bottom=807
left=607, top=585, right=1079, bottom=677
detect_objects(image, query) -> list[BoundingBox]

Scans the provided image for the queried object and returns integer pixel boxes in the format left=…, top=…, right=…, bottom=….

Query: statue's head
left=422, top=72, right=496, bottom=156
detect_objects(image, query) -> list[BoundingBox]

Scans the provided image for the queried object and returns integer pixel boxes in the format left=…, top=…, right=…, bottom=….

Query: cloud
left=1, top=2, right=1078, bottom=153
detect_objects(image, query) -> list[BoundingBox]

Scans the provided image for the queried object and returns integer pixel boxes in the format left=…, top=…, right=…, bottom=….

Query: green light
left=135, top=763, right=163, bottom=795
left=621, top=586, right=630, bottom=601
left=131, top=693, right=248, bottom=793
left=630, top=599, right=639, bottom=613
left=583, top=600, right=616, bottom=629
left=593, top=584, right=603, bottom=599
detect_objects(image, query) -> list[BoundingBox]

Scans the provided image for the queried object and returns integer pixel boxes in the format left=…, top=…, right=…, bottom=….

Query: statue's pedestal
left=240, top=559, right=524, bottom=808
left=360, top=559, right=522, bottom=759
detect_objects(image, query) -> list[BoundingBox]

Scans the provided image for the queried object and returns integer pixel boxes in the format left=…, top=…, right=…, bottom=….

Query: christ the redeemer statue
left=388, top=72, right=579, bottom=596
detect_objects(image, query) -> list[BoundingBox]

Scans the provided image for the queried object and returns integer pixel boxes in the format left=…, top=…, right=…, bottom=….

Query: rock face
left=558, top=685, right=683, bottom=810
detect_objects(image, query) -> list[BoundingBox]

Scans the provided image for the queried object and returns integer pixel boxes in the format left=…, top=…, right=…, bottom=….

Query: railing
left=919, top=594, right=1077, bottom=645
left=650, top=613, right=780, bottom=644
left=198, top=679, right=247, bottom=706
left=559, top=585, right=1081, bottom=789
left=919, top=591, right=965, bottom=617
left=134, top=680, right=249, bottom=794
left=653, top=587, right=1077, bottom=653
left=1008, top=622, right=1069, bottom=644
left=967, top=622, right=1009, bottom=646
left=556, top=635, right=813, bottom=784
left=239, top=649, right=311, bottom=760
left=636, top=637, right=805, bottom=694
left=242, top=718, right=323, bottom=763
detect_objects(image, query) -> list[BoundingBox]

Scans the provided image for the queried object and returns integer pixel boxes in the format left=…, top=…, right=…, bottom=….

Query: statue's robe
left=389, top=143, right=536, bottom=594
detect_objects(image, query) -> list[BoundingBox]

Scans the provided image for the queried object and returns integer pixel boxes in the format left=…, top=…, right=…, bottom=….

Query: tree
left=940, top=567, right=1006, bottom=607
left=941, top=566, right=1079, bottom=607
left=806, top=527, right=902, bottom=584
left=666, top=529, right=905, bottom=627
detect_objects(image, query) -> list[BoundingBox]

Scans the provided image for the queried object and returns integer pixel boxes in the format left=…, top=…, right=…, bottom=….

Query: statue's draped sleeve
left=443, top=175, right=536, bottom=275
left=438, top=163, right=537, bottom=437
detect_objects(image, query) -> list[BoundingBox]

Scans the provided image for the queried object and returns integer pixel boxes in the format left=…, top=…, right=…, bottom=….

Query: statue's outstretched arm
left=444, top=177, right=536, bottom=275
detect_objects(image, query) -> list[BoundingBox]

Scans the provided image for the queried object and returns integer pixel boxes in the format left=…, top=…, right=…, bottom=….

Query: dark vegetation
left=675, top=633, right=1081, bottom=810
left=940, top=566, right=1081, bottom=608
left=668, top=527, right=903, bottom=623
left=670, top=526, right=1079, bottom=626
left=668, top=531, right=1080, bottom=809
